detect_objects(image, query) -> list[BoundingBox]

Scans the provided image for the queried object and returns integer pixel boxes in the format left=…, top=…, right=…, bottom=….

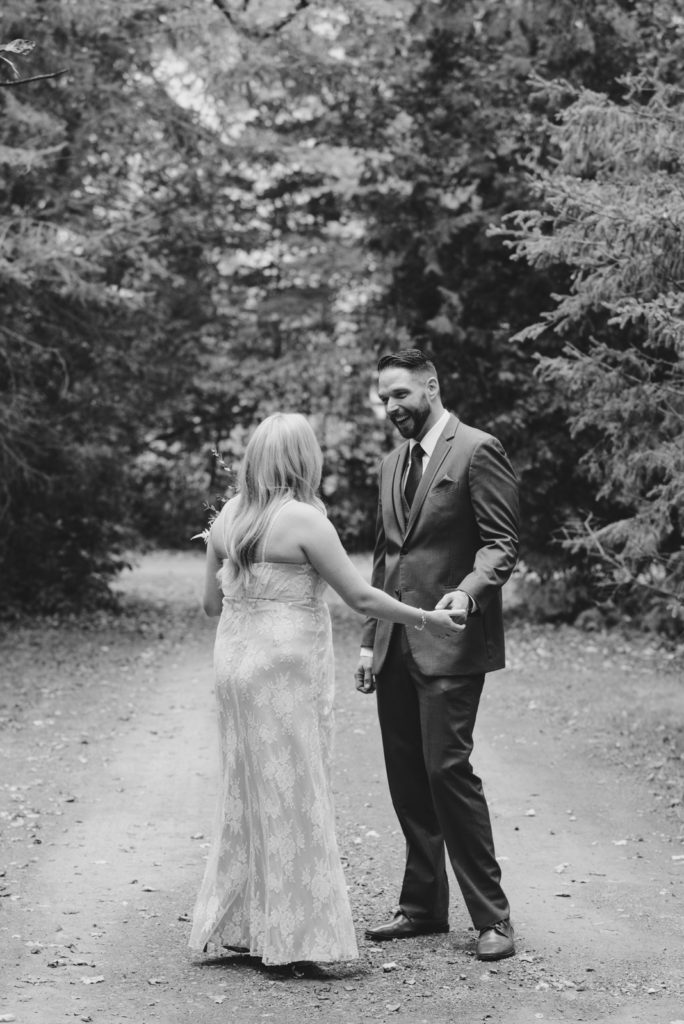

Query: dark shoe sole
left=365, top=923, right=450, bottom=942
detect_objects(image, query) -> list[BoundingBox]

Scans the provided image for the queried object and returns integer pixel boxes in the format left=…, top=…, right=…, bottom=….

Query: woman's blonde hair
left=226, top=412, right=324, bottom=578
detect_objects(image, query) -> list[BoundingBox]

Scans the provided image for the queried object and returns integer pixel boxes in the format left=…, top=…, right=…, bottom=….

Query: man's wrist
left=359, top=647, right=374, bottom=659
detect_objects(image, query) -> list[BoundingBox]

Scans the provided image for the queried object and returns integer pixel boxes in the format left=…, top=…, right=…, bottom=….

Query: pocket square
left=434, top=474, right=457, bottom=487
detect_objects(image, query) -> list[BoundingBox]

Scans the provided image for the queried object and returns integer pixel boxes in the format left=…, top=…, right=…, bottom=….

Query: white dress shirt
left=403, top=409, right=451, bottom=486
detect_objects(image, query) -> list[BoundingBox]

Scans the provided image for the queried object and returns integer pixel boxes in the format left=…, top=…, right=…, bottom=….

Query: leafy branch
left=562, top=515, right=683, bottom=613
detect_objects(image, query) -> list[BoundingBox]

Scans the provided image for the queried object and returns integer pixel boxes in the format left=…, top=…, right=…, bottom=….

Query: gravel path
left=1, top=551, right=683, bottom=1024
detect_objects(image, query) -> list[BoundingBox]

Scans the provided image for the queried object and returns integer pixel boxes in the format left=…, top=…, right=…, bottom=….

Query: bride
left=188, top=412, right=463, bottom=967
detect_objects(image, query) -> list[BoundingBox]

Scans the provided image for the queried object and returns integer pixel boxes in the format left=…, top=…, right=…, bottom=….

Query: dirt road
left=1, top=552, right=683, bottom=1024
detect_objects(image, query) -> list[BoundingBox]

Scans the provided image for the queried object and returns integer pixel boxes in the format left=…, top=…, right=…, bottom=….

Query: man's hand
left=434, top=589, right=471, bottom=627
left=355, top=651, right=375, bottom=694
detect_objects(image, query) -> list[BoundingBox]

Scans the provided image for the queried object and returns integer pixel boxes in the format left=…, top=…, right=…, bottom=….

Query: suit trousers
left=376, top=625, right=510, bottom=930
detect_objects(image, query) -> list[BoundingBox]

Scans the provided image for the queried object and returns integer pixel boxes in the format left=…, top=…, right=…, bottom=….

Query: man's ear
left=426, top=375, right=439, bottom=397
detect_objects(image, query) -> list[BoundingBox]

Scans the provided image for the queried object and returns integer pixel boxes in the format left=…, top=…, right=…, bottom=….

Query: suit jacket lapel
left=404, top=414, right=460, bottom=540
left=390, top=443, right=409, bottom=532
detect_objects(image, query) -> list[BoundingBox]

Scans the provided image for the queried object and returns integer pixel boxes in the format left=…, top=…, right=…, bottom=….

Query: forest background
left=1, top=0, right=683, bottom=635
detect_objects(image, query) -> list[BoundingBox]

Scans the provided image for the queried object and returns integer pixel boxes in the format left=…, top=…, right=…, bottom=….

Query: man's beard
left=390, top=401, right=431, bottom=439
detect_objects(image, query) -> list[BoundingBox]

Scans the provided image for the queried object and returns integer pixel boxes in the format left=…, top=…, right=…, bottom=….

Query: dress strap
left=259, top=499, right=294, bottom=562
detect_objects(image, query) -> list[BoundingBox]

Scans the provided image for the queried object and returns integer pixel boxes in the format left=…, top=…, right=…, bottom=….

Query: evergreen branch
left=559, top=342, right=684, bottom=406
left=566, top=517, right=683, bottom=605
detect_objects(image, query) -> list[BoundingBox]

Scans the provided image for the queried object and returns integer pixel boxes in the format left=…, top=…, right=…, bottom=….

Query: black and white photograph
left=1, top=2, right=683, bottom=1022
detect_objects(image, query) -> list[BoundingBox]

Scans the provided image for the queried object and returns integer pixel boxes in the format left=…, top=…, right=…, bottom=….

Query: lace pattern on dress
left=189, top=547, right=358, bottom=965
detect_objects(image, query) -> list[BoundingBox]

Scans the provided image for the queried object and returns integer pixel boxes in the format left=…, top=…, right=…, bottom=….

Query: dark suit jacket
left=361, top=414, right=519, bottom=676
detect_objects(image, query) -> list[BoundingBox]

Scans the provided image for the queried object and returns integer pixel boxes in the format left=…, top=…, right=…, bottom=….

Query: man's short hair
left=377, top=348, right=437, bottom=379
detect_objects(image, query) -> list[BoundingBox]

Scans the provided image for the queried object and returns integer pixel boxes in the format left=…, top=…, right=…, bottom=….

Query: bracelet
left=414, top=608, right=427, bottom=631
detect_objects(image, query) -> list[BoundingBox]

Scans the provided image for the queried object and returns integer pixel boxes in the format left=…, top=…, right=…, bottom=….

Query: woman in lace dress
left=188, top=413, right=463, bottom=967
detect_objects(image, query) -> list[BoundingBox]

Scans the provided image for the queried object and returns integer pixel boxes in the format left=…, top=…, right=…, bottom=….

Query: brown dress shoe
left=365, top=910, right=449, bottom=942
left=476, top=918, right=515, bottom=961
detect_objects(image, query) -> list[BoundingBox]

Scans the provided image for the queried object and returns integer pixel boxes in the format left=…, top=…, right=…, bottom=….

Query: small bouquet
left=192, top=448, right=238, bottom=544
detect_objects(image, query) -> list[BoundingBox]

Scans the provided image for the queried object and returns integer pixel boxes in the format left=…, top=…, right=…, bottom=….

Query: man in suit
left=356, top=348, right=519, bottom=961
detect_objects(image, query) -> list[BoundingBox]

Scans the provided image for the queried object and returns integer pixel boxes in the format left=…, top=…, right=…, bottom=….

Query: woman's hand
left=424, top=608, right=467, bottom=636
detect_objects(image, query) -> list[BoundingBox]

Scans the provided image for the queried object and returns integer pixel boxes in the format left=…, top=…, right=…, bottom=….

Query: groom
left=356, top=348, right=519, bottom=961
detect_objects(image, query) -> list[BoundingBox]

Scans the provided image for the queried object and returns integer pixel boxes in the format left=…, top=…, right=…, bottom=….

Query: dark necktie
left=404, top=443, right=425, bottom=509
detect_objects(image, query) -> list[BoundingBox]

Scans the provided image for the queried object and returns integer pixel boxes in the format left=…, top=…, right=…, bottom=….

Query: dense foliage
left=1, top=0, right=682, bottom=633
left=1, top=2, right=223, bottom=608
left=345, top=0, right=684, bottom=625
left=501, top=74, right=684, bottom=627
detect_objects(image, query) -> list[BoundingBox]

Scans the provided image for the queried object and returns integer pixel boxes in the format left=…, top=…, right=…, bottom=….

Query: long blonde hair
left=225, top=412, right=325, bottom=578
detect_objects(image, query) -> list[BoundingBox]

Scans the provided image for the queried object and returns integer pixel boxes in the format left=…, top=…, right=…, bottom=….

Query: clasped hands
left=355, top=590, right=470, bottom=694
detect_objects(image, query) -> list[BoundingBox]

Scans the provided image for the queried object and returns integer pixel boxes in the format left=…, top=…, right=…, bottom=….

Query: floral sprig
left=191, top=447, right=238, bottom=544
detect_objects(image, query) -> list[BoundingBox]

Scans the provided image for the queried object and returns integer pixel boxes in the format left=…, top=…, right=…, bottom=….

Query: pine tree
left=501, top=74, right=684, bottom=628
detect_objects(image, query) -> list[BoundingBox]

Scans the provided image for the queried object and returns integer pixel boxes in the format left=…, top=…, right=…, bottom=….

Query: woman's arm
left=360, top=478, right=386, bottom=650
left=201, top=498, right=239, bottom=617
left=202, top=536, right=223, bottom=617
left=202, top=509, right=229, bottom=617
left=296, top=504, right=465, bottom=635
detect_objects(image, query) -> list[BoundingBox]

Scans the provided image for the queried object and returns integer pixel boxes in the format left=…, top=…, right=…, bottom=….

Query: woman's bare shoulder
left=273, top=500, right=331, bottom=542
left=287, top=497, right=325, bottom=514
left=281, top=499, right=328, bottom=525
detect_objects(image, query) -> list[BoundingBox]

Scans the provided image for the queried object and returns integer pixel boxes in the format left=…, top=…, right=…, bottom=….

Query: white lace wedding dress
left=188, top=545, right=358, bottom=965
